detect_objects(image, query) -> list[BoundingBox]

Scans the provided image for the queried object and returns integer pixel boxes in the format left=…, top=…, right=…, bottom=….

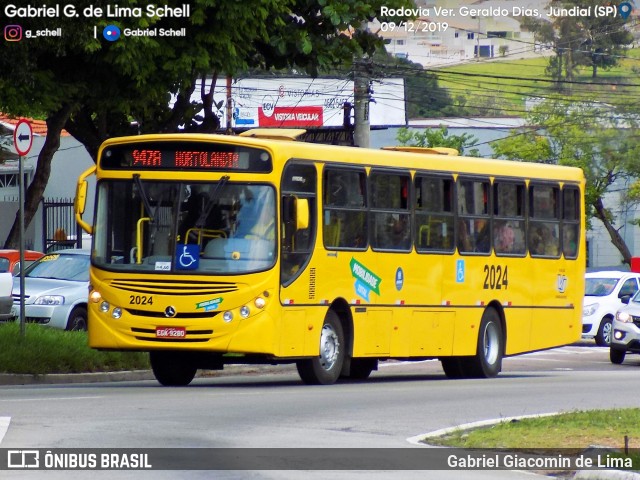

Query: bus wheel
left=150, top=351, right=197, bottom=386
left=344, top=358, right=378, bottom=380
left=469, top=308, right=503, bottom=378
left=441, top=357, right=466, bottom=379
left=296, top=311, right=345, bottom=385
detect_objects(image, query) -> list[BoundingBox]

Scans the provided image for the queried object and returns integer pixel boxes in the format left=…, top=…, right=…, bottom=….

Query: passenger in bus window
left=563, top=225, right=578, bottom=257
left=390, top=214, right=410, bottom=249
left=530, top=224, right=558, bottom=256
left=474, top=219, right=491, bottom=252
left=495, top=221, right=515, bottom=253
left=457, top=219, right=472, bottom=252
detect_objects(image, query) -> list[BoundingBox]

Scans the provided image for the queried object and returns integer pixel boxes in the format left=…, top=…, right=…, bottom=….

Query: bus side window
left=370, top=170, right=411, bottom=251
left=456, top=178, right=490, bottom=254
left=415, top=175, right=454, bottom=252
left=562, top=186, right=580, bottom=259
left=493, top=182, right=526, bottom=256
left=323, top=167, right=367, bottom=250
left=529, top=184, right=561, bottom=258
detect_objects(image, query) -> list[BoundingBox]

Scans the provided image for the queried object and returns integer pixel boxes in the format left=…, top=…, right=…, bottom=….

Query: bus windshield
left=93, top=179, right=276, bottom=274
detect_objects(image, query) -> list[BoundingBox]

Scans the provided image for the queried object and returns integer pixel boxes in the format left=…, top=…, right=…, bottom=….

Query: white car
left=11, top=249, right=90, bottom=331
left=582, top=271, right=640, bottom=346
left=0, top=271, right=12, bottom=321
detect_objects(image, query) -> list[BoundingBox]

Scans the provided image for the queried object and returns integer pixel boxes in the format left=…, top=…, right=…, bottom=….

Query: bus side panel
left=353, top=309, right=392, bottom=355
left=529, top=261, right=582, bottom=351
left=404, top=311, right=454, bottom=357
left=279, top=309, right=307, bottom=356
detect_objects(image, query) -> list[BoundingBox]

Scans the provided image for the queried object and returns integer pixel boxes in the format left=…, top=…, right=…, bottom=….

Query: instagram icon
left=4, top=25, right=22, bottom=41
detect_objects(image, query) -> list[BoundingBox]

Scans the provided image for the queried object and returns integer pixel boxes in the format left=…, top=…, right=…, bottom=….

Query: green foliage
left=370, top=52, right=452, bottom=119
left=524, top=0, right=633, bottom=83
left=0, top=0, right=413, bottom=247
left=396, top=126, right=479, bottom=156
left=0, top=323, right=149, bottom=374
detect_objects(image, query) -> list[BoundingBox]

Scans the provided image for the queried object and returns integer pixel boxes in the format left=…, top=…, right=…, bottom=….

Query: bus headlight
left=240, top=306, right=250, bottom=318
left=616, top=311, right=632, bottom=323
left=223, top=311, right=233, bottom=323
left=112, top=307, right=122, bottom=319
left=99, top=301, right=110, bottom=313
left=254, top=297, right=266, bottom=309
left=90, top=290, right=102, bottom=303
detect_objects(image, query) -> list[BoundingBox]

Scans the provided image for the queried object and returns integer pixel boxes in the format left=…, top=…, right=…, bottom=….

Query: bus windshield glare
left=93, top=179, right=276, bottom=274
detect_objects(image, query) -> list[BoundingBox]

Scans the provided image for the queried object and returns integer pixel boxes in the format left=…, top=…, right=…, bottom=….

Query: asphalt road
left=0, top=341, right=638, bottom=480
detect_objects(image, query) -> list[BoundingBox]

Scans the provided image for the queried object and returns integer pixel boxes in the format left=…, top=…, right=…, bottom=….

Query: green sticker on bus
left=350, top=258, right=381, bottom=296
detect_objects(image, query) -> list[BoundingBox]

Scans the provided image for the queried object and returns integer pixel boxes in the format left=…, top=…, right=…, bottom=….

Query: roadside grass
left=0, top=322, right=149, bottom=375
left=426, top=408, right=640, bottom=452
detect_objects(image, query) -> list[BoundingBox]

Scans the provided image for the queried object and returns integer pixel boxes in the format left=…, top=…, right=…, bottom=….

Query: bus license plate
left=156, top=327, right=186, bottom=338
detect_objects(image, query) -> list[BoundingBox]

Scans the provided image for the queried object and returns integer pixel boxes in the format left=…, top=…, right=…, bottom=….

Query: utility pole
left=353, top=57, right=371, bottom=148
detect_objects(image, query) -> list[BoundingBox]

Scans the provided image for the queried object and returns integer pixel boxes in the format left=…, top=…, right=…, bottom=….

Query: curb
left=0, top=364, right=297, bottom=386
left=0, top=370, right=155, bottom=385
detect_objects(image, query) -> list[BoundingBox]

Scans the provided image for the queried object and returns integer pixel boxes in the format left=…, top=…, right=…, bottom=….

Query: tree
left=0, top=0, right=413, bottom=248
left=521, top=0, right=632, bottom=85
left=396, top=126, right=480, bottom=156
left=369, top=52, right=453, bottom=119
left=492, top=98, right=640, bottom=265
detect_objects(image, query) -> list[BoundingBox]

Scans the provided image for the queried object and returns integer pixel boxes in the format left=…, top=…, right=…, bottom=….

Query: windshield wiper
left=133, top=174, right=155, bottom=223
left=195, top=175, right=230, bottom=229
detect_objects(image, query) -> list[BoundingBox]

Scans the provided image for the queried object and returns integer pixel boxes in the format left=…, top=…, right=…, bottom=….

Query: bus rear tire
left=468, top=308, right=503, bottom=378
left=150, top=351, right=197, bottom=386
left=296, top=311, right=345, bottom=385
left=441, top=357, right=466, bottom=379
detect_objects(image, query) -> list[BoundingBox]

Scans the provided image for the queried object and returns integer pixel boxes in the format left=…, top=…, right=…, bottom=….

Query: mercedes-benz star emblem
left=164, top=306, right=177, bottom=318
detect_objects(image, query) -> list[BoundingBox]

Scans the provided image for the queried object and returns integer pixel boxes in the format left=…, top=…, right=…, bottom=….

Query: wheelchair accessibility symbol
left=456, top=259, right=465, bottom=283
left=176, top=244, right=199, bottom=270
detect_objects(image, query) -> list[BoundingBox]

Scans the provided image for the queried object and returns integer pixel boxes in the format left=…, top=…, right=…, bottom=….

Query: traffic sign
left=13, top=119, right=33, bottom=156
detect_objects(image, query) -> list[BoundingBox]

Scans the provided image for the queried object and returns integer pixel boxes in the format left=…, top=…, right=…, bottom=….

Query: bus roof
left=98, top=132, right=585, bottom=183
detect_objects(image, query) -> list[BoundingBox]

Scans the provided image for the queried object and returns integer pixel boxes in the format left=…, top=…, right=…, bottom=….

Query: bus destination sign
left=100, top=141, right=272, bottom=173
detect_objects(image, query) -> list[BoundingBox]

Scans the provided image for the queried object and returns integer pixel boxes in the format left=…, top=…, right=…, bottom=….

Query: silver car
left=610, top=290, right=640, bottom=364
left=11, top=249, right=90, bottom=331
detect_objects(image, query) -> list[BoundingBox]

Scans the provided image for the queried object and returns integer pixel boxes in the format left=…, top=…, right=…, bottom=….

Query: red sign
left=258, top=106, right=323, bottom=127
left=13, top=119, right=33, bottom=156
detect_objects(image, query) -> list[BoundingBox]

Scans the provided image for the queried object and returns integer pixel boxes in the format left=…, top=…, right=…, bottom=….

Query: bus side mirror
left=75, top=166, right=96, bottom=235
left=295, top=198, right=309, bottom=231
left=75, top=180, right=88, bottom=215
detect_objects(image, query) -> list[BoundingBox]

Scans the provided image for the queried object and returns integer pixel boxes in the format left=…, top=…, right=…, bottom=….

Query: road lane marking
left=0, top=396, right=103, bottom=403
left=0, top=417, right=10, bottom=444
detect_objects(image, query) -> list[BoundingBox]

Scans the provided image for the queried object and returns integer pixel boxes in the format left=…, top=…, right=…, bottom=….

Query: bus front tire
left=150, top=351, right=197, bottom=386
left=296, top=311, right=345, bottom=385
left=342, top=358, right=378, bottom=380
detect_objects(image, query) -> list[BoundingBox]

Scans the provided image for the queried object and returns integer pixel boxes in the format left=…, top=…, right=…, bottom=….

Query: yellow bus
left=75, top=129, right=585, bottom=386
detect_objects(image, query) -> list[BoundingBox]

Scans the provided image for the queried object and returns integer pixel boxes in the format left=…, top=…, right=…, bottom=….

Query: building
left=0, top=115, right=95, bottom=251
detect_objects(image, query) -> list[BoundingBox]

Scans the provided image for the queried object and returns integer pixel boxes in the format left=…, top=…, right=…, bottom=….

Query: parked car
left=610, top=292, right=640, bottom=364
left=582, top=271, right=640, bottom=346
left=0, top=271, right=12, bottom=322
left=11, top=249, right=90, bottom=331
left=0, top=249, right=45, bottom=276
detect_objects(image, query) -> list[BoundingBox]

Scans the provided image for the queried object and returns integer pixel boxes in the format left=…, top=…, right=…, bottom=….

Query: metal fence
left=42, top=197, right=82, bottom=252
